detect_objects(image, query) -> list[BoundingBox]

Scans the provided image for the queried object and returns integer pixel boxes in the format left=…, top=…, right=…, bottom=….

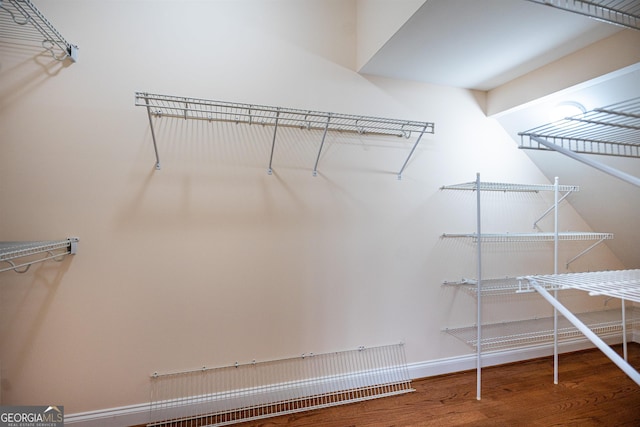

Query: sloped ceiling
left=359, top=0, right=640, bottom=269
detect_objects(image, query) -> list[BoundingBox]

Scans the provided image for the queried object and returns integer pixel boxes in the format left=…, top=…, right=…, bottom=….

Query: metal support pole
left=312, top=115, right=331, bottom=177
left=267, top=110, right=280, bottom=175
left=476, top=172, right=482, bottom=400
left=532, top=282, right=640, bottom=387
left=622, top=299, right=628, bottom=361
left=531, top=136, right=640, bottom=188
left=397, top=124, right=429, bottom=180
left=553, top=177, right=559, bottom=384
left=533, top=189, right=573, bottom=229
left=144, top=96, right=161, bottom=170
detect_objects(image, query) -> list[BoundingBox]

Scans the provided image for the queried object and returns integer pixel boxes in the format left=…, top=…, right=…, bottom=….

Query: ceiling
left=361, top=0, right=640, bottom=269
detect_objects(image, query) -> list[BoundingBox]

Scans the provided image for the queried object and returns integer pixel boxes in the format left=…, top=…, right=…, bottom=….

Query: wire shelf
left=443, top=277, right=545, bottom=296
left=445, top=307, right=639, bottom=351
left=526, top=269, right=640, bottom=303
left=135, top=92, right=434, bottom=176
left=0, top=0, right=78, bottom=62
left=440, top=181, right=579, bottom=193
left=441, top=231, right=614, bottom=243
left=524, top=0, right=640, bottom=31
left=519, top=97, right=640, bottom=158
left=0, top=238, right=78, bottom=273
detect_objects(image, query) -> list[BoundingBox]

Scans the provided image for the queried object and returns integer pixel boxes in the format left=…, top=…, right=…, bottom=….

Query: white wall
left=0, top=0, right=624, bottom=417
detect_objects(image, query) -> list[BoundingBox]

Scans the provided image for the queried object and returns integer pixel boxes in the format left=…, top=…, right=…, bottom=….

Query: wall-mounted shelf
left=441, top=231, right=613, bottom=243
left=524, top=0, right=640, bottom=31
left=445, top=306, right=639, bottom=352
left=0, top=0, right=78, bottom=62
left=135, top=92, right=435, bottom=178
left=519, top=97, right=640, bottom=159
left=0, top=238, right=78, bottom=274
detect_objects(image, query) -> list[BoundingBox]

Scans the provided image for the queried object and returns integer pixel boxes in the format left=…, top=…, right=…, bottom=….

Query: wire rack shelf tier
left=524, top=0, right=640, bottom=31
left=526, top=269, right=640, bottom=303
left=0, top=238, right=78, bottom=273
left=440, top=181, right=579, bottom=193
left=519, top=97, right=640, bottom=158
left=441, top=231, right=613, bottom=243
left=445, top=307, right=640, bottom=351
left=135, top=92, right=434, bottom=177
left=0, top=0, right=78, bottom=62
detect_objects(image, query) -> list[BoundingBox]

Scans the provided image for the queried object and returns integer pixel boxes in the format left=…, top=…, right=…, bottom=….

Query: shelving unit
left=0, top=238, right=78, bottom=274
left=0, top=0, right=78, bottom=62
left=440, top=175, right=617, bottom=399
left=524, top=0, right=640, bottom=31
left=134, top=92, right=435, bottom=178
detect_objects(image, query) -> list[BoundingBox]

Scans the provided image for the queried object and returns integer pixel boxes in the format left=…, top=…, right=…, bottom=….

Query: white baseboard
left=65, top=335, right=637, bottom=427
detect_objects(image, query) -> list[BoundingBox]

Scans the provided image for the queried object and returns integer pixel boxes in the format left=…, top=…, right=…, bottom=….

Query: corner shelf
left=135, top=92, right=435, bottom=177
left=0, top=237, right=78, bottom=274
left=0, top=0, right=78, bottom=62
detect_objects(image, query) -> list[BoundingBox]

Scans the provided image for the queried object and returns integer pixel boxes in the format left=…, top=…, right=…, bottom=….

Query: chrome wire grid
left=445, top=307, right=639, bottom=351
left=0, top=238, right=78, bottom=273
left=440, top=181, right=579, bottom=193
left=526, top=269, right=640, bottom=303
left=0, top=0, right=78, bottom=61
left=525, top=0, right=640, bottom=30
left=519, top=97, right=640, bottom=158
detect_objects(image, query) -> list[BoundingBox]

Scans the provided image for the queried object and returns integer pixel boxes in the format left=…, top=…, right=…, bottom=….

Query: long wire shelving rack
left=0, top=0, right=78, bottom=62
left=0, top=238, right=78, bottom=274
left=524, top=0, right=640, bottom=31
left=135, top=92, right=435, bottom=178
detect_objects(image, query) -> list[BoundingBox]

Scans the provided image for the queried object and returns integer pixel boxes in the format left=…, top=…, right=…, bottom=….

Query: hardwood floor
left=138, top=343, right=640, bottom=427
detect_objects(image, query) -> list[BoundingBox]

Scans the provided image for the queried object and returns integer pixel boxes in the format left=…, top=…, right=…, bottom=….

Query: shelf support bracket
left=533, top=189, right=574, bottom=229
left=532, top=281, right=640, bottom=387
left=565, top=237, right=607, bottom=268
left=397, top=124, right=429, bottom=180
left=143, top=95, right=161, bottom=170
left=312, top=115, right=331, bottom=177
left=267, top=110, right=280, bottom=175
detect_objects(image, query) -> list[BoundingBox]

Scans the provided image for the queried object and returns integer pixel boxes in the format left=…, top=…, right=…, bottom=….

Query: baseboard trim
left=65, top=336, right=636, bottom=427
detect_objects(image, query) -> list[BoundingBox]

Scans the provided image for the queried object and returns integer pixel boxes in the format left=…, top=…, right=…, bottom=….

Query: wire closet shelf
left=0, top=238, right=78, bottom=273
left=524, top=0, right=640, bottom=31
left=519, top=97, right=640, bottom=158
left=135, top=92, right=434, bottom=177
left=0, top=0, right=78, bottom=62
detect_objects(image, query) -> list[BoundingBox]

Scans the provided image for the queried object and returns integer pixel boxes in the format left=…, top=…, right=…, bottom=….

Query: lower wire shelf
left=445, top=307, right=639, bottom=352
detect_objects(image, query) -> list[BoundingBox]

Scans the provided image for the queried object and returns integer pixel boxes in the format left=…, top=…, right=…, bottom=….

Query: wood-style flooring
left=137, top=343, right=640, bottom=427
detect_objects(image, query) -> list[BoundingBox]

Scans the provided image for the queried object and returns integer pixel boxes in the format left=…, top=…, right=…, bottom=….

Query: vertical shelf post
left=553, top=177, right=559, bottom=384
left=476, top=173, right=482, bottom=400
